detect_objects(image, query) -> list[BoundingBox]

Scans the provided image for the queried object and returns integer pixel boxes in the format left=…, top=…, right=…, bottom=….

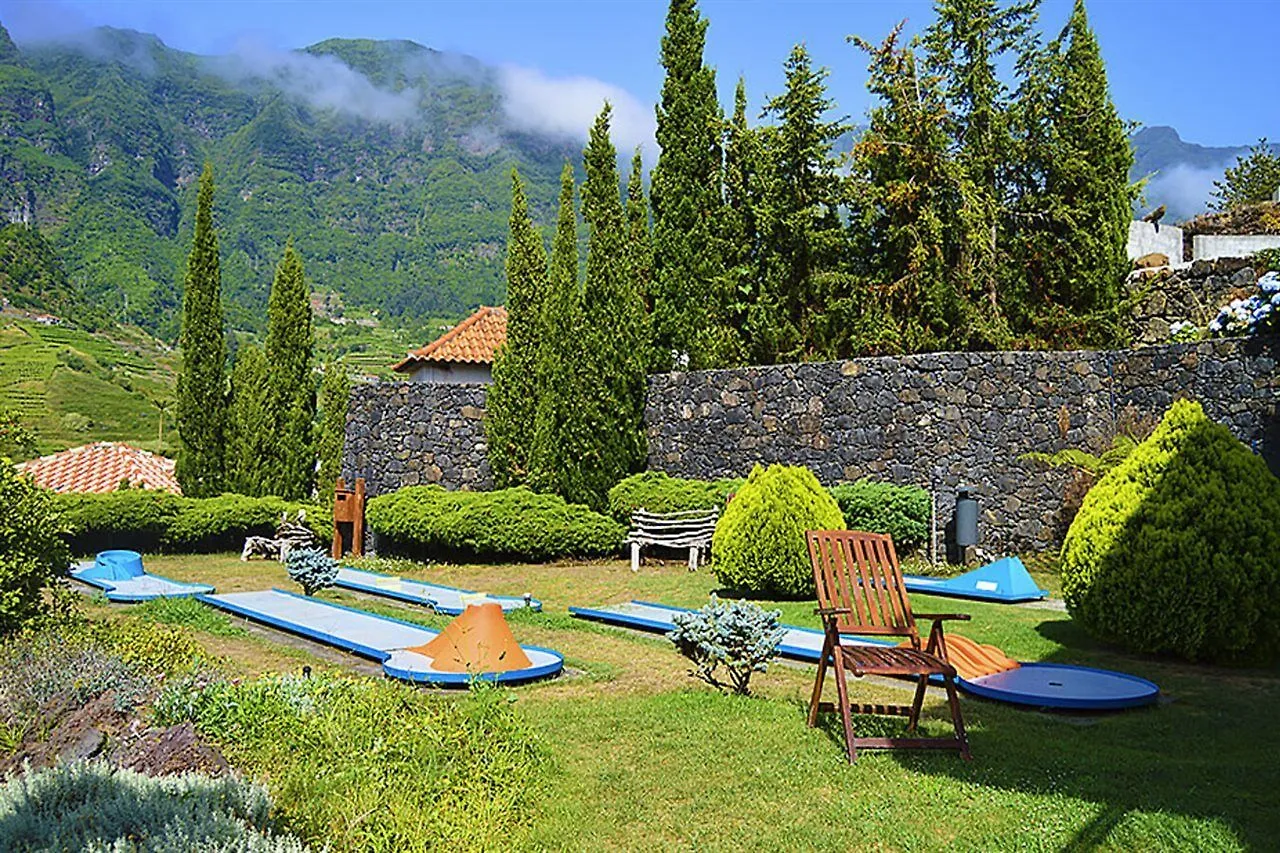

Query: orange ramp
left=407, top=602, right=533, bottom=674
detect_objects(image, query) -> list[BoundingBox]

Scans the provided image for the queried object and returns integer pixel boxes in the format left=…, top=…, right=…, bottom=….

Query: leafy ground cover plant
left=284, top=548, right=338, bottom=596
left=669, top=595, right=784, bottom=695
left=711, top=464, right=845, bottom=597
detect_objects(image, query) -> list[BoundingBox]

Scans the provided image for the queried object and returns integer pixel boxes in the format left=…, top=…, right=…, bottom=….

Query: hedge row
left=365, top=485, right=625, bottom=563
left=608, top=472, right=931, bottom=551
left=54, top=491, right=330, bottom=556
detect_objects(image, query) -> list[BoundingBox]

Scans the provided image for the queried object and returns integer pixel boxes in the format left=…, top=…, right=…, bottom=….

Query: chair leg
left=943, top=674, right=971, bottom=760
left=807, top=639, right=829, bottom=728
left=907, top=674, right=928, bottom=732
left=832, top=651, right=857, bottom=764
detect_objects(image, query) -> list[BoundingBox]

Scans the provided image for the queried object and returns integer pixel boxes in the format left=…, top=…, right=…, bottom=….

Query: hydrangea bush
left=1208, top=271, right=1280, bottom=336
left=668, top=596, right=785, bottom=695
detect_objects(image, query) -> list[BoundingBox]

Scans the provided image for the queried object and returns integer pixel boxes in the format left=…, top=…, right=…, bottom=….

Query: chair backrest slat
left=807, top=529, right=919, bottom=643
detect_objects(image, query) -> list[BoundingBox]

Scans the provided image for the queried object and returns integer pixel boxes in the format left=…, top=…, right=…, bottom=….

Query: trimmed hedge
left=606, top=472, right=744, bottom=522
left=711, top=464, right=846, bottom=598
left=828, top=480, right=931, bottom=552
left=365, top=485, right=626, bottom=562
left=1061, top=399, right=1280, bottom=664
left=55, top=491, right=330, bottom=556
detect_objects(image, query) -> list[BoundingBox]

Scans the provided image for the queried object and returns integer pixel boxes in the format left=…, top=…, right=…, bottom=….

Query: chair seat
left=839, top=645, right=956, bottom=678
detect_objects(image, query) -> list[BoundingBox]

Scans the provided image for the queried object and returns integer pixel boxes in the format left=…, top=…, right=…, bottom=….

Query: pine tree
left=1212, top=139, right=1280, bottom=210
left=175, top=162, right=228, bottom=497
left=756, top=45, right=851, bottom=361
left=529, top=164, right=596, bottom=505
left=581, top=104, right=649, bottom=495
left=226, top=343, right=272, bottom=496
left=651, top=0, right=735, bottom=368
left=315, top=360, right=351, bottom=506
left=486, top=169, right=549, bottom=488
left=263, top=240, right=316, bottom=499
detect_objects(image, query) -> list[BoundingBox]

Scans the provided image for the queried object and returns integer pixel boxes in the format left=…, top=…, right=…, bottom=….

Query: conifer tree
left=581, top=104, right=649, bottom=493
left=1212, top=139, right=1280, bottom=211
left=722, top=78, right=767, bottom=361
left=315, top=360, right=351, bottom=506
left=651, top=0, right=734, bottom=368
left=626, top=148, right=658, bottom=372
left=175, top=162, right=228, bottom=497
left=529, top=165, right=596, bottom=505
left=486, top=169, right=549, bottom=488
left=263, top=241, right=315, bottom=499
left=226, top=343, right=272, bottom=496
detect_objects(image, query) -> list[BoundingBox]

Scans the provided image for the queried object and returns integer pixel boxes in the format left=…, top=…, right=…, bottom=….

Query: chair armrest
left=914, top=613, right=971, bottom=622
left=815, top=607, right=852, bottom=617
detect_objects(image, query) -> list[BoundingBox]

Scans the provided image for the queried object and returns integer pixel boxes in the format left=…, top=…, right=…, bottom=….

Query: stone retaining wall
left=1127, top=257, right=1258, bottom=345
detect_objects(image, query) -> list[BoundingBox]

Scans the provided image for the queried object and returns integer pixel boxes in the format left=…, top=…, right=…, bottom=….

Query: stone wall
left=646, top=337, right=1280, bottom=553
left=1126, top=257, right=1258, bottom=346
left=341, top=382, right=490, bottom=496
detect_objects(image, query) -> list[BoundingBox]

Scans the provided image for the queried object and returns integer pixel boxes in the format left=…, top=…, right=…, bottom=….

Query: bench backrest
left=629, top=509, right=718, bottom=542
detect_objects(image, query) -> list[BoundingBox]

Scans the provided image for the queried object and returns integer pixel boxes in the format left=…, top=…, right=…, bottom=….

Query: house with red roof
left=16, top=442, right=181, bottom=494
left=391, top=305, right=507, bottom=384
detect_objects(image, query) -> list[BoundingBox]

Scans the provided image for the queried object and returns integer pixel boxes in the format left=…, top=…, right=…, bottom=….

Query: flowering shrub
left=1168, top=320, right=1199, bottom=342
left=284, top=548, right=338, bottom=597
left=1208, top=271, right=1280, bottom=336
left=669, top=596, right=785, bottom=695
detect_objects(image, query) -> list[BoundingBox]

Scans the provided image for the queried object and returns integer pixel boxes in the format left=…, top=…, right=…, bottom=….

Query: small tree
left=669, top=595, right=785, bottom=695
left=315, top=361, right=351, bottom=506
left=0, top=407, right=36, bottom=459
left=1212, top=138, right=1280, bottom=211
left=284, top=547, right=338, bottom=597
left=0, top=458, right=71, bottom=633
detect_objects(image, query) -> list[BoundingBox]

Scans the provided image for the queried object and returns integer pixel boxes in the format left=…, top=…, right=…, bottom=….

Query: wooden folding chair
left=806, top=529, right=972, bottom=763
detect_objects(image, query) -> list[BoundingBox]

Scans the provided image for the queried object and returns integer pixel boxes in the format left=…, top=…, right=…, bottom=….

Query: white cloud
left=497, top=65, right=655, bottom=156
left=1142, top=163, right=1225, bottom=222
left=212, top=38, right=421, bottom=124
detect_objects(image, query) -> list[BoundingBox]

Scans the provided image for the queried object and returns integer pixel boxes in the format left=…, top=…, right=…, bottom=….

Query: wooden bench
left=626, top=509, right=719, bottom=572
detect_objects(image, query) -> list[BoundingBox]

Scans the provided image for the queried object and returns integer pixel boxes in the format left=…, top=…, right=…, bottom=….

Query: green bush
left=711, top=464, right=846, bottom=598
left=55, top=491, right=329, bottom=555
left=0, top=459, right=71, bottom=634
left=366, top=485, right=625, bottom=562
left=669, top=595, right=785, bottom=695
left=1061, top=399, right=1280, bottom=663
left=156, top=673, right=543, bottom=850
left=606, top=471, right=744, bottom=522
left=828, top=479, right=931, bottom=552
left=0, top=761, right=306, bottom=852
left=285, top=547, right=338, bottom=596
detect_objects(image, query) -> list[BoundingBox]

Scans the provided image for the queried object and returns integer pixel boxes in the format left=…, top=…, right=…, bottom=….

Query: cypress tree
left=315, top=360, right=351, bottom=506
left=528, top=164, right=595, bottom=505
left=581, top=104, right=649, bottom=495
left=226, top=343, right=272, bottom=497
left=486, top=169, right=549, bottom=488
left=175, top=162, right=228, bottom=497
left=651, top=0, right=734, bottom=369
left=626, top=147, right=658, bottom=372
left=263, top=240, right=315, bottom=499
left=722, top=78, right=766, bottom=360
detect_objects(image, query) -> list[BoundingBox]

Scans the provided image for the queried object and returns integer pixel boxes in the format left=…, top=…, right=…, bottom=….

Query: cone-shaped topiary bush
left=711, top=464, right=845, bottom=598
left=1061, top=399, right=1280, bottom=663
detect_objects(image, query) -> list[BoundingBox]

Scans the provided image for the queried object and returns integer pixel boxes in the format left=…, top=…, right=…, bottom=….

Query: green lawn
left=98, top=553, right=1279, bottom=851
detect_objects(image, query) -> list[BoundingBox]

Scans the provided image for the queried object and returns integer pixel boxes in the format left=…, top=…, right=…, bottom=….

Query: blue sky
left=2, top=0, right=1277, bottom=148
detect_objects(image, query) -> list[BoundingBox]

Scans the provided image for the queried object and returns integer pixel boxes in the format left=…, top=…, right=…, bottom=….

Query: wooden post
left=332, top=477, right=367, bottom=559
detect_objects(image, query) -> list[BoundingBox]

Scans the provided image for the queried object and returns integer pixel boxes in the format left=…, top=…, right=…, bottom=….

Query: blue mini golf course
left=333, top=566, right=542, bottom=615
left=199, top=589, right=562, bottom=686
left=903, top=556, right=1049, bottom=603
left=570, top=600, right=1158, bottom=711
left=72, top=550, right=214, bottom=602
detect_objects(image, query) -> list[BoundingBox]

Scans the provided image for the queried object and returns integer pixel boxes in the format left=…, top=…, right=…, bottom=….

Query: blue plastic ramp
left=903, top=556, right=1048, bottom=603
left=199, top=589, right=562, bottom=685
left=569, top=600, right=894, bottom=663
left=333, top=567, right=541, bottom=615
left=72, top=551, right=213, bottom=602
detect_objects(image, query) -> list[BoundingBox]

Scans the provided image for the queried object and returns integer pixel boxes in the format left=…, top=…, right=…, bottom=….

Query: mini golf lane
left=200, top=589, right=562, bottom=686
left=569, top=601, right=1159, bottom=711
left=72, top=553, right=214, bottom=602
left=333, top=567, right=542, bottom=615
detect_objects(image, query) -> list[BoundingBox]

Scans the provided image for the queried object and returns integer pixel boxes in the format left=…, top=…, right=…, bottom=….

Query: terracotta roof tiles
left=16, top=442, right=181, bottom=495
left=391, top=305, right=507, bottom=372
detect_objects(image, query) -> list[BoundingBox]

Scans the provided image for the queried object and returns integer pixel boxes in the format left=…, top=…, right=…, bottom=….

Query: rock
left=1134, top=252, right=1169, bottom=268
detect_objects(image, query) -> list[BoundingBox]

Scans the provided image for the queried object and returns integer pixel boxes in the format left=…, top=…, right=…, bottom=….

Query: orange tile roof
left=391, top=305, right=508, bottom=372
left=16, top=442, right=181, bottom=495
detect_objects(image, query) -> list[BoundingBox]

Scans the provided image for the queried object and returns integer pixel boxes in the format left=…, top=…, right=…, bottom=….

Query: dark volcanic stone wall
left=646, top=338, right=1280, bottom=552
left=341, top=382, right=490, bottom=496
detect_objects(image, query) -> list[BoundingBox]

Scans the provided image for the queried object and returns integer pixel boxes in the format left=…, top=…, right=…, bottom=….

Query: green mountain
left=0, top=23, right=577, bottom=341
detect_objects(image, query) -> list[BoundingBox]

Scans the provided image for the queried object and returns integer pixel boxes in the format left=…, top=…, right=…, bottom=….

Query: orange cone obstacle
left=937, top=633, right=1020, bottom=680
left=406, top=602, right=532, bottom=674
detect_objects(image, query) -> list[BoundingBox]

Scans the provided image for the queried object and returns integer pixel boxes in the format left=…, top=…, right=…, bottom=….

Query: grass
left=78, top=552, right=1280, bottom=851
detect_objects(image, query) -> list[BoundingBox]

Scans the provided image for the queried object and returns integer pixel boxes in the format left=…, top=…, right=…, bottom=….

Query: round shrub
left=606, top=472, right=744, bottom=522
left=828, top=479, right=931, bottom=552
left=1061, top=399, right=1280, bottom=663
left=711, top=464, right=845, bottom=598
left=0, top=459, right=71, bottom=634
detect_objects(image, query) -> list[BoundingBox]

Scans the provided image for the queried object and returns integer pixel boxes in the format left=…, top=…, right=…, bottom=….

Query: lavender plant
left=669, top=595, right=785, bottom=695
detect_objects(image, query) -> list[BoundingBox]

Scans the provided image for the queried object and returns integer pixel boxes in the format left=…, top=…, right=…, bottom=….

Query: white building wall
left=406, top=362, right=492, bottom=385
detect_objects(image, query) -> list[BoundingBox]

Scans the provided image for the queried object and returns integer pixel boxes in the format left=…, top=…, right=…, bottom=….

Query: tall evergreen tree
left=486, top=169, right=549, bottom=488
left=651, top=0, right=735, bottom=368
left=315, top=360, right=351, bottom=506
left=226, top=343, right=272, bottom=496
left=721, top=78, right=767, bottom=361
left=263, top=240, right=315, bottom=499
left=529, top=165, right=596, bottom=505
left=625, top=148, right=658, bottom=372
left=175, top=162, right=228, bottom=497
left=581, top=104, right=649, bottom=493
left=756, top=45, right=851, bottom=361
